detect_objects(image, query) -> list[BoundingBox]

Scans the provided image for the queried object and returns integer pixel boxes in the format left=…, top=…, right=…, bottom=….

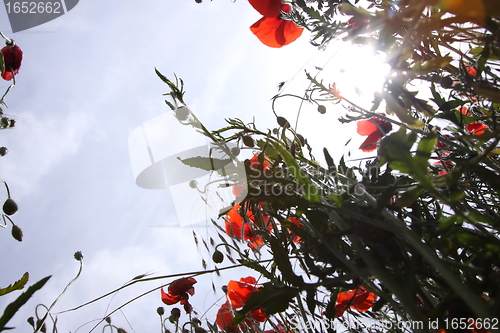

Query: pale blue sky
left=0, top=1, right=387, bottom=331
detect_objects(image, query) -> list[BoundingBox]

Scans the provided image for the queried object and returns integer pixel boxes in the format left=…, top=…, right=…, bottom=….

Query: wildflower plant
left=152, top=0, right=500, bottom=332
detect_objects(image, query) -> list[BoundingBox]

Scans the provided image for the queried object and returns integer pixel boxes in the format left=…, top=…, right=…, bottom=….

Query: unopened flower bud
left=277, top=116, right=290, bottom=128
left=157, top=307, right=165, bottom=316
left=11, top=224, right=23, bottom=242
left=317, top=105, right=326, bottom=114
left=3, top=198, right=18, bottom=215
left=212, top=250, right=224, bottom=263
left=170, top=307, right=181, bottom=319
left=105, top=316, right=111, bottom=324
left=27, top=317, right=35, bottom=327
left=242, top=135, right=254, bottom=148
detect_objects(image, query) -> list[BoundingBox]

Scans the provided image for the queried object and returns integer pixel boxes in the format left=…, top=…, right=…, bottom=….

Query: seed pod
left=3, top=198, right=18, bottom=215
left=74, top=251, right=84, bottom=261
left=11, top=225, right=23, bottom=242
left=157, top=307, right=165, bottom=316
left=277, top=116, right=290, bottom=128
left=317, top=105, right=326, bottom=114
left=212, top=250, right=224, bottom=263
left=242, top=135, right=254, bottom=148
left=0, top=147, right=8, bottom=156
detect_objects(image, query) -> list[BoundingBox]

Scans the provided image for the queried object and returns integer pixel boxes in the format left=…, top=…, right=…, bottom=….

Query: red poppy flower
left=357, top=116, right=392, bottom=152
left=459, top=106, right=471, bottom=116
left=248, top=0, right=303, bottom=48
left=467, top=122, right=487, bottom=135
left=223, top=277, right=267, bottom=325
left=287, top=217, right=303, bottom=243
left=249, top=154, right=272, bottom=171
left=334, top=286, right=377, bottom=317
left=227, top=276, right=260, bottom=308
left=465, top=64, right=477, bottom=76
left=347, top=18, right=369, bottom=30
left=1, top=44, right=23, bottom=81
left=224, top=202, right=271, bottom=250
left=161, top=277, right=197, bottom=305
left=216, top=302, right=260, bottom=332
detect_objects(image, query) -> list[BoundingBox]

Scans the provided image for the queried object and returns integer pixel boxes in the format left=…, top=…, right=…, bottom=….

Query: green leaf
left=0, top=273, right=29, bottom=297
left=268, top=235, right=304, bottom=287
left=238, top=259, right=274, bottom=281
left=384, top=92, right=425, bottom=128
left=396, top=187, right=424, bottom=207
left=272, top=142, right=320, bottom=203
left=233, top=283, right=299, bottom=325
left=0, top=276, right=51, bottom=332
left=323, top=148, right=335, bottom=171
left=177, top=156, right=232, bottom=172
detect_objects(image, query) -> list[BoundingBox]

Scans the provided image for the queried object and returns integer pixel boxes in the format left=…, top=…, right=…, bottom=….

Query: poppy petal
left=359, top=131, right=383, bottom=152
left=248, top=0, right=286, bottom=17
left=161, top=288, right=181, bottom=305
left=356, top=119, right=378, bottom=136
left=250, top=17, right=303, bottom=48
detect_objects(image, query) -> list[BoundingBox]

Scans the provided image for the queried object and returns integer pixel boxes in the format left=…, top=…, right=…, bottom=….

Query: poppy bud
left=212, top=250, right=224, bottom=263
left=117, top=329, right=128, bottom=333
left=157, top=307, right=165, bottom=316
left=170, top=307, right=181, bottom=319
left=0, top=147, right=8, bottom=156
left=11, top=224, right=23, bottom=242
left=175, top=106, right=191, bottom=121
left=195, top=328, right=207, bottom=333
left=277, top=116, right=290, bottom=128
left=317, top=105, right=327, bottom=114
left=9, top=119, right=15, bottom=128
left=105, top=317, right=112, bottom=324
left=221, top=285, right=228, bottom=293
left=3, top=198, right=18, bottom=215
left=440, top=76, right=454, bottom=89
left=27, top=317, right=35, bottom=327
left=195, top=0, right=202, bottom=2
left=242, top=135, right=254, bottom=148
left=74, top=251, right=84, bottom=261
